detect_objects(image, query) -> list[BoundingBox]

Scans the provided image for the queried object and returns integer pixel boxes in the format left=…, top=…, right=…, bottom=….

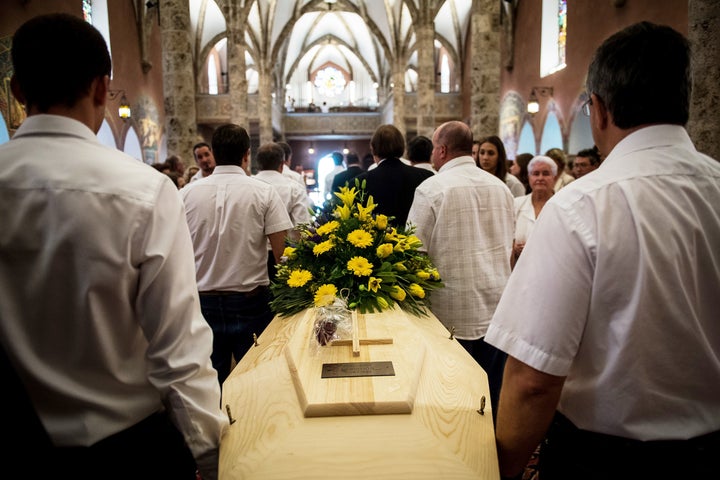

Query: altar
left=219, top=306, right=500, bottom=479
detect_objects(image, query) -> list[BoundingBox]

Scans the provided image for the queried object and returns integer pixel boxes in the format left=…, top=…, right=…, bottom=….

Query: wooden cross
left=330, top=310, right=393, bottom=356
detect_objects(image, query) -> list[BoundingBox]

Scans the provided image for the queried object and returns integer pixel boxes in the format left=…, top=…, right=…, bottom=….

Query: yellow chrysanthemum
left=376, top=296, right=389, bottom=309
left=347, top=229, right=373, bottom=248
left=347, top=256, right=373, bottom=276
left=313, top=239, right=334, bottom=256
left=389, top=285, right=407, bottom=301
left=376, top=243, right=394, bottom=258
left=282, top=246, right=296, bottom=258
left=287, top=269, right=312, bottom=288
left=416, top=270, right=430, bottom=280
left=408, top=283, right=425, bottom=298
left=313, top=284, right=338, bottom=306
left=367, top=277, right=382, bottom=293
left=334, top=186, right=357, bottom=207
left=316, top=220, right=340, bottom=236
left=375, top=214, right=388, bottom=230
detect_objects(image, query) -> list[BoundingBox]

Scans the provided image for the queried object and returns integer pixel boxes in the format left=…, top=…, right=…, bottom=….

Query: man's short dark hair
left=586, top=21, right=691, bottom=129
left=192, top=142, right=211, bottom=159
left=211, top=124, right=250, bottom=166
left=370, top=124, right=405, bottom=159
left=345, top=152, right=360, bottom=165
left=575, top=148, right=601, bottom=166
left=407, top=136, right=433, bottom=163
left=11, top=13, right=112, bottom=112
left=256, top=142, right=285, bottom=171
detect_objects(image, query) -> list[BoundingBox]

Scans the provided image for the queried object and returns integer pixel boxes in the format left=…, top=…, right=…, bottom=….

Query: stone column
left=225, top=4, right=249, bottom=128
left=258, top=62, right=273, bottom=146
left=160, top=0, right=198, bottom=165
left=415, top=21, right=436, bottom=138
left=392, top=59, right=407, bottom=140
left=688, top=0, right=720, bottom=161
left=470, top=0, right=501, bottom=139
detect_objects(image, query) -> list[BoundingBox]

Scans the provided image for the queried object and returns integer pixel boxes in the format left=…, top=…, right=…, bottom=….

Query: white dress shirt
left=254, top=170, right=312, bottom=227
left=487, top=125, right=720, bottom=440
left=512, top=194, right=536, bottom=244
left=407, top=155, right=514, bottom=340
left=0, top=115, right=226, bottom=464
left=282, top=164, right=306, bottom=188
left=505, top=172, right=526, bottom=197
left=181, top=165, right=293, bottom=291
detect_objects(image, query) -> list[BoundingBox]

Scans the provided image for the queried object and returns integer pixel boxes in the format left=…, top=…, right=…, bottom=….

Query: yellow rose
left=408, top=283, right=425, bottom=298
left=376, top=243, right=394, bottom=258
left=375, top=214, right=388, bottom=230
left=389, top=285, right=406, bottom=301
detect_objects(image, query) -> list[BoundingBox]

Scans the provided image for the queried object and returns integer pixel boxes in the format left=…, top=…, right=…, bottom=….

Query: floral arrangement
left=270, top=180, right=443, bottom=317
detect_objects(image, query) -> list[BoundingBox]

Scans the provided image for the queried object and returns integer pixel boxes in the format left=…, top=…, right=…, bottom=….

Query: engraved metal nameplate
left=321, top=361, right=395, bottom=378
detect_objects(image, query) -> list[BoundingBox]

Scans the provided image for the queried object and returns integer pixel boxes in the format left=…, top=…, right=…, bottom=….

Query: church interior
left=0, top=1, right=714, bottom=197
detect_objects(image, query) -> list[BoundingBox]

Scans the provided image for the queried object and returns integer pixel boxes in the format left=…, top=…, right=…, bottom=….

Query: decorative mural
left=135, top=94, right=160, bottom=164
left=0, top=35, right=26, bottom=132
left=499, top=91, right=525, bottom=160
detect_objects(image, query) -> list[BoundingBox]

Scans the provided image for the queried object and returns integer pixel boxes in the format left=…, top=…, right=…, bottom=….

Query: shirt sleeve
left=290, top=184, right=312, bottom=226
left=133, top=177, right=227, bottom=463
left=264, top=187, right=294, bottom=235
left=407, top=187, right=436, bottom=253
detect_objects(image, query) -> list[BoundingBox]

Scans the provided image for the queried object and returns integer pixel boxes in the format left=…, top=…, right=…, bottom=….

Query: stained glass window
left=82, top=0, right=93, bottom=23
left=313, top=66, right=347, bottom=98
left=540, top=0, right=567, bottom=77
left=558, top=0, right=567, bottom=67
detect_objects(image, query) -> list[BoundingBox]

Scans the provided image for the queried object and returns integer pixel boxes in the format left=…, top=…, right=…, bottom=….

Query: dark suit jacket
left=331, top=165, right=364, bottom=193
left=355, top=158, right=434, bottom=228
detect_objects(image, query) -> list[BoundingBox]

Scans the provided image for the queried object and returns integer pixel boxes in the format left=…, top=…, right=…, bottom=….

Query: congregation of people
left=2, top=13, right=718, bottom=480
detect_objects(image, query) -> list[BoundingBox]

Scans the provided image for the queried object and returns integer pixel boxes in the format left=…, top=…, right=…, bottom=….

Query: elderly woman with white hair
left=511, top=155, right=557, bottom=267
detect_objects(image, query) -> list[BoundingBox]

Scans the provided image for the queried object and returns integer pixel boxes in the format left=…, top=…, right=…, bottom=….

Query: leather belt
left=199, top=285, right=268, bottom=298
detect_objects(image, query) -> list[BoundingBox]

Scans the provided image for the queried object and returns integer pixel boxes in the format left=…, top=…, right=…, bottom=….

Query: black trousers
left=539, top=412, right=720, bottom=480
left=14, top=411, right=197, bottom=479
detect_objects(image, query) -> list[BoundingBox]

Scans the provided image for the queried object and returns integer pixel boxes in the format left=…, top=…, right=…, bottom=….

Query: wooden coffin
left=219, top=305, right=499, bottom=480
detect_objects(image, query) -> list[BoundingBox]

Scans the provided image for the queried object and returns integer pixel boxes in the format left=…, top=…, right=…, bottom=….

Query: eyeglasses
left=581, top=98, right=593, bottom=117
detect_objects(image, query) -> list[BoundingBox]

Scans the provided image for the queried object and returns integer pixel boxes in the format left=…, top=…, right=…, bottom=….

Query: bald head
left=431, top=121, right=473, bottom=170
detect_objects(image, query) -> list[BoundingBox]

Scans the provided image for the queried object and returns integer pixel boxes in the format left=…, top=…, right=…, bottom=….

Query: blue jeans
left=199, top=287, right=274, bottom=386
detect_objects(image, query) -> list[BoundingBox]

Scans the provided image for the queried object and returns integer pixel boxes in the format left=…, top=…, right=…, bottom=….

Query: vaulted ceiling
left=189, top=0, right=472, bottom=94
